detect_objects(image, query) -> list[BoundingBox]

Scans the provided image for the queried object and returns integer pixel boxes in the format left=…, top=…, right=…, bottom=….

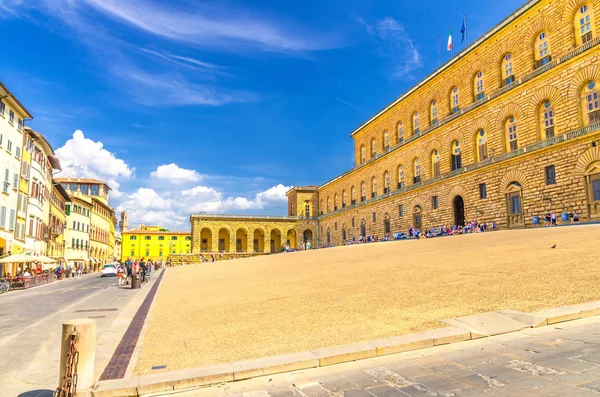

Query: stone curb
left=90, top=300, right=600, bottom=397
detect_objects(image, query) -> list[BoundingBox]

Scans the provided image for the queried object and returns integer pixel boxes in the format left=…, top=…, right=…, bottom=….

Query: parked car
left=100, top=263, right=118, bottom=277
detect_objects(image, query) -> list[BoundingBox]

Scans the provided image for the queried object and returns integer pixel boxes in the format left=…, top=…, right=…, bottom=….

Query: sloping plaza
left=134, top=224, right=600, bottom=375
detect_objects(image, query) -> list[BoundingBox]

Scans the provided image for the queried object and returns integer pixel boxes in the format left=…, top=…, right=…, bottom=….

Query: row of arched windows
left=333, top=80, right=600, bottom=216
left=358, top=4, right=597, bottom=165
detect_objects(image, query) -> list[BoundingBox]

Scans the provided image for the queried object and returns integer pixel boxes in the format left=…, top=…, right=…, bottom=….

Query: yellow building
left=57, top=178, right=116, bottom=270
left=191, top=0, right=600, bottom=251
left=0, top=82, right=32, bottom=259
left=63, top=194, right=92, bottom=269
left=122, top=225, right=191, bottom=262
left=47, top=182, right=70, bottom=259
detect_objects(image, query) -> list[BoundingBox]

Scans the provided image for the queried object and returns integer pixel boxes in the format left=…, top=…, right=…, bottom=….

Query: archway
left=453, top=196, right=465, bottom=226
left=506, top=182, right=524, bottom=227
left=286, top=229, right=297, bottom=249
left=326, top=228, right=331, bottom=244
left=200, top=228, right=212, bottom=252
left=253, top=229, right=265, bottom=252
left=303, top=229, right=313, bottom=243
left=360, top=220, right=366, bottom=237
left=413, top=206, right=423, bottom=230
left=235, top=228, right=247, bottom=252
left=218, top=228, right=230, bottom=252
left=383, top=214, right=391, bottom=235
left=270, top=229, right=281, bottom=253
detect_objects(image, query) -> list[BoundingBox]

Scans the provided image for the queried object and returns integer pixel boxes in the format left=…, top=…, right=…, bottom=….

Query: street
left=0, top=272, right=152, bottom=397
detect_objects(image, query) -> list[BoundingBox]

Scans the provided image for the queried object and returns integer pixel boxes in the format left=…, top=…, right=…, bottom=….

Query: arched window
left=541, top=100, right=555, bottom=139
left=384, top=171, right=390, bottom=194
left=334, top=193, right=338, bottom=211
left=371, top=176, right=377, bottom=198
left=582, top=80, right=600, bottom=125
left=474, top=71, right=485, bottom=101
left=431, top=150, right=440, bottom=177
left=451, top=140, right=462, bottom=170
left=397, top=122, right=404, bottom=144
left=327, top=197, right=331, bottom=213
left=361, top=181, right=367, bottom=202
left=501, top=53, right=515, bottom=86
left=506, top=116, right=519, bottom=151
left=413, top=112, right=420, bottom=135
left=430, top=100, right=438, bottom=125
left=413, top=158, right=421, bottom=184
left=534, top=32, right=551, bottom=68
left=576, top=4, right=595, bottom=45
left=398, top=164, right=405, bottom=189
left=320, top=199, right=324, bottom=215
left=450, top=87, right=459, bottom=113
left=477, top=129, right=488, bottom=161
left=342, top=190, right=347, bottom=208
left=304, top=201, right=311, bottom=218
left=351, top=186, right=356, bottom=205
left=371, top=138, right=377, bottom=157
left=360, top=145, right=366, bottom=164
left=342, top=224, right=347, bottom=241
left=383, top=130, right=390, bottom=150
left=585, top=161, right=600, bottom=219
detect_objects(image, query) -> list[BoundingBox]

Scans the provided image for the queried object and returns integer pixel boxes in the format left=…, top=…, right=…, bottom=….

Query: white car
left=100, top=263, right=118, bottom=277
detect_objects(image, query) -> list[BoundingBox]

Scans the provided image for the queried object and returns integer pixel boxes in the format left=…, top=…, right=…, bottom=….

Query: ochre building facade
left=192, top=0, right=600, bottom=252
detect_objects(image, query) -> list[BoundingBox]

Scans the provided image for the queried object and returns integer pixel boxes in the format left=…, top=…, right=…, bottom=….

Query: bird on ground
left=551, top=244, right=556, bottom=249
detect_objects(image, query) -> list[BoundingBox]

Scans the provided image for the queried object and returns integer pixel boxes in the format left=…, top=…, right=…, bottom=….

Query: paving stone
left=534, top=382, right=600, bottom=397
left=470, top=362, right=530, bottom=382
left=384, top=363, right=434, bottom=379
left=343, top=371, right=382, bottom=389
left=295, top=382, right=333, bottom=397
left=579, top=379, right=600, bottom=392
left=534, top=355, right=600, bottom=373
left=395, top=386, right=433, bottom=397
left=362, top=385, right=406, bottom=397
left=265, top=385, right=300, bottom=397
left=451, top=387, right=490, bottom=396
left=455, top=373, right=507, bottom=390
left=484, top=376, right=555, bottom=396
left=342, top=390, right=375, bottom=397
left=363, top=367, right=413, bottom=388
left=428, top=362, right=475, bottom=378
left=319, top=375, right=360, bottom=393
left=410, top=373, right=468, bottom=393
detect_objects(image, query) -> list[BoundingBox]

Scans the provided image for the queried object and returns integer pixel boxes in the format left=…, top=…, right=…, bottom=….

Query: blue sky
left=0, top=0, right=524, bottom=230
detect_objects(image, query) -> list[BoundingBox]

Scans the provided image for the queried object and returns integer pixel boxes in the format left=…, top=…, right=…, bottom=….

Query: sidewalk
left=156, top=316, right=600, bottom=397
left=0, top=269, right=164, bottom=397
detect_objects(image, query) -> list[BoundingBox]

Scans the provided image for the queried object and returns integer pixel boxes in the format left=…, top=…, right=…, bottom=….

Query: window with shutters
left=534, top=32, right=551, bottom=69
left=583, top=81, right=600, bottom=125
left=398, top=164, right=405, bottom=189
left=477, top=129, right=488, bottom=161
left=541, top=100, right=555, bottom=138
left=412, top=112, right=419, bottom=135
left=501, top=53, right=514, bottom=86
left=430, top=100, right=438, bottom=125
left=413, top=158, right=421, bottom=184
left=474, top=71, right=484, bottom=100
left=576, top=5, right=595, bottom=45
left=397, top=122, right=404, bottom=144
left=431, top=150, right=440, bottom=177
left=506, top=116, right=518, bottom=151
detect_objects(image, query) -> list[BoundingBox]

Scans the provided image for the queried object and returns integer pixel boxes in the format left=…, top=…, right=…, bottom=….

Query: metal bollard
left=58, top=319, right=96, bottom=396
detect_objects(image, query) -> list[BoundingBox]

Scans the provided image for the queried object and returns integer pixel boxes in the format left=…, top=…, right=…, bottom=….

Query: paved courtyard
left=135, top=225, right=600, bottom=374
left=163, top=316, right=600, bottom=397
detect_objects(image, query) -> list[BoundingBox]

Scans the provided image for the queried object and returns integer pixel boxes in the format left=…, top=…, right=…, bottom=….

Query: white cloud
left=151, top=163, right=202, bottom=184
left=364, top=17, right=422, bottom=78
left=55, top=130, right=134, bottom=198
left=121, top=184, right=292, bottom=230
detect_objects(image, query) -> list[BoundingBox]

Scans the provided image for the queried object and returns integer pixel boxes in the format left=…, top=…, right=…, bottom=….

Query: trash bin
left=131, top=274, right=141, bottom=289
left=561, top=213, right=569, bottom=222
left=532, top=216, right=539, bottom=225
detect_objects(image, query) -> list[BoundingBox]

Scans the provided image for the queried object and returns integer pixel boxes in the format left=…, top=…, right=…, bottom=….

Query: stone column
left=264, top=235, right=271, bottom=254
left=246, top=233, right=253, bottom=253
left=230, top=235, right=236, bottom=254
left=59, top=319, right=96, bottom=395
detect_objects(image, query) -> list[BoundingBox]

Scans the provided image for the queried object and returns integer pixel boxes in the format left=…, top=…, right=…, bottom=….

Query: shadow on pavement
left=18, top=389, right=54, bottom=397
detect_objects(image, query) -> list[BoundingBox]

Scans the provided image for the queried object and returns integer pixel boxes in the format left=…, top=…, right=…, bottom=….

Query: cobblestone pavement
left=0, top=272, right=159, bottom=397
left=162, top=316, right=600, bottom=397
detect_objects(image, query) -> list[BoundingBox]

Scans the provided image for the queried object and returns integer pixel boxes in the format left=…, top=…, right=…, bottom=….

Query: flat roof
left=55, top=177, right=112, bottom=190
left=349, top=0, right=539, bottom=137
left=191, top=214, right=297, bottom=221
left=124, top=229, right=191, bottom=235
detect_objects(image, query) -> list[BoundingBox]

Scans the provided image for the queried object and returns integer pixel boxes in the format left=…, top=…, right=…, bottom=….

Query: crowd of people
left=541, top=211, right=580, bottom=226
left=116, top=258, right=162, bottom=287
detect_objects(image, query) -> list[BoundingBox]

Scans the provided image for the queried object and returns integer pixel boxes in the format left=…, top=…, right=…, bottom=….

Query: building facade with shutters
left=0, top=83, right=31, bottom=256
left=122, top=225, right=192, bottom=262
left=190, top=0, right=600, bottom=252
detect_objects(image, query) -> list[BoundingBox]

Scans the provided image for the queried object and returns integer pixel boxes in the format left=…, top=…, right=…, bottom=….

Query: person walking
left=117, top=263, right=126, bottom=287
left=139, top=258, right=147, bottom=283
left=551, top=212, right=557, bottom=226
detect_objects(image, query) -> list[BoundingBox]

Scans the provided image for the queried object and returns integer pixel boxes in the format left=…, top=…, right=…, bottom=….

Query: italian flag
left=447, top=26, right=453, bottom=51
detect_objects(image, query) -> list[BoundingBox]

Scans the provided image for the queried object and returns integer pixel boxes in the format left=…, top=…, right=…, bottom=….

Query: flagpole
left=438, top=36, right=440, bottom=67
left=465, top=14, right=469, bottom=46
left=450, top=25, right=453, bottom=57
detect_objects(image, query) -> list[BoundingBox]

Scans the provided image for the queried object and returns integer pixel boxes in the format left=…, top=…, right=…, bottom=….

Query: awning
left=0, top=253, right=41, bottom=263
